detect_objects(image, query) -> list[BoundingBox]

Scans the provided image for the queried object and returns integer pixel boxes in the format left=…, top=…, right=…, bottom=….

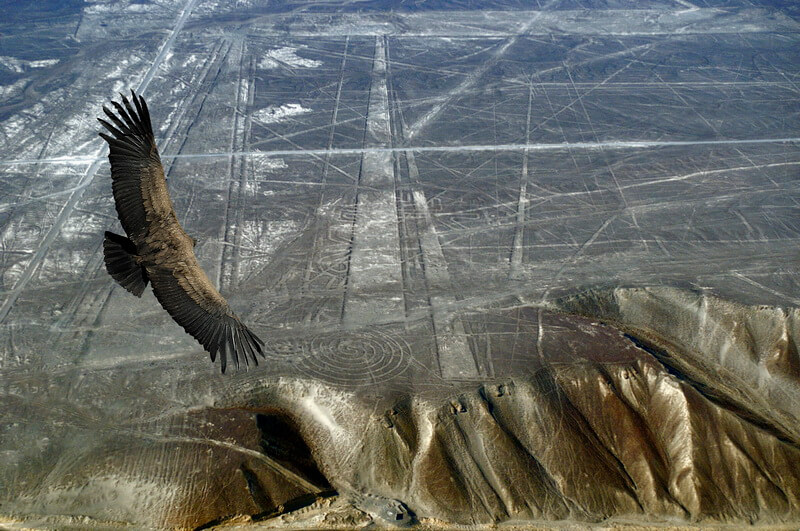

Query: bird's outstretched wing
left=97, top=90, right=166, bottom=242
left=99, top=90, right=264, bottom=373
left=148, top=265, right=265, bottom=373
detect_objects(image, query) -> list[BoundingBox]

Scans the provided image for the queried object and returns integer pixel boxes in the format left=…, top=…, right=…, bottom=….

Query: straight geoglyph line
left=3, top=138, right=797, bottom=167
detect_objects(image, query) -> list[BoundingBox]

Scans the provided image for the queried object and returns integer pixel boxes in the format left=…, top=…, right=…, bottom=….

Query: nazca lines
left=262, top=331, right=412, bottom=387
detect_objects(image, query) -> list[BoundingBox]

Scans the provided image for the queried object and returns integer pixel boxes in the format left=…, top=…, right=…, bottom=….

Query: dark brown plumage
left=98, top=90, right=263, bottom=373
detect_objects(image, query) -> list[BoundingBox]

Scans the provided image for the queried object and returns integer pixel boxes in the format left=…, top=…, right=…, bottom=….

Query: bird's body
left=98, top=90, right=263, bottom=373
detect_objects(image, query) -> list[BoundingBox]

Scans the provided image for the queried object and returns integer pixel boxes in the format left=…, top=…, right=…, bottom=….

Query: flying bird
left=98, top=90, right=263, bottom=373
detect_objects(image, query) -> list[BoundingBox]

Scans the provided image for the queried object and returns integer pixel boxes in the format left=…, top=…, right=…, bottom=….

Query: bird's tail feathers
left=103, top=231, right=149, bottom=297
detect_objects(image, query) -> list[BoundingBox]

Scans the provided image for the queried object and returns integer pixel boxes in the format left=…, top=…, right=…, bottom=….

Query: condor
left=98, top=90, right=263, bottom=373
